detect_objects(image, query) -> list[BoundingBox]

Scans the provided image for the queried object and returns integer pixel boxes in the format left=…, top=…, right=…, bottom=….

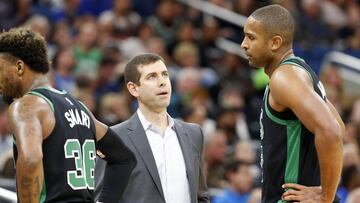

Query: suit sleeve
left=197, top=126, right=210, bottom=203
left=95, top=127, right=136, bottom=203
left=94, top=157, right=106, bottom=201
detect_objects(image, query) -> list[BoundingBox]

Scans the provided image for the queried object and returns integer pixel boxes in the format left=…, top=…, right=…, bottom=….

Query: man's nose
left=241, top=40, right=248, bottom=50
left=158, top=77, right=166, bottom=87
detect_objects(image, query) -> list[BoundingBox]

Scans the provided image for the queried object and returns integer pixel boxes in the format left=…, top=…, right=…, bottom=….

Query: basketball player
left=0, top=28, right=136, bottom=202
left=241, top=5, right=345, bottom=203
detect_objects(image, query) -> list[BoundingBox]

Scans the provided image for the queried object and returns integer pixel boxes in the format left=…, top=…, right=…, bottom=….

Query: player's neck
left=24, top=74, right=51, bottom=94
left=266, top=49, right=294, bottom=78
left=138, top=106, right=168, bottom=131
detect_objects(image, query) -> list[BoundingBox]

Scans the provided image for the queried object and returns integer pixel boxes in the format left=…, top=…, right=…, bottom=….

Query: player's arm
left=270, top=66, right=343, bottom=203
left=8, top=95, right=54, bottom=203
left=91, top=115, right=136, bottom=203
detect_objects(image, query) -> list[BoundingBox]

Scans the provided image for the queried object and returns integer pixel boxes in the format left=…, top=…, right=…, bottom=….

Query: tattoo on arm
left=20, top=176, right=41, bottom=203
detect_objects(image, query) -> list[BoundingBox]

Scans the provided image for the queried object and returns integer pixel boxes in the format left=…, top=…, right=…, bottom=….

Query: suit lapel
left=126, top=113, right=165, bottom=200
left=174, top=121, right=196, bottom=203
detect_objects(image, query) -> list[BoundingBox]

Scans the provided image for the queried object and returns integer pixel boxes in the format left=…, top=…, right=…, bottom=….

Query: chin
left=1, top=95, right=14, bottom=104
left=248, top=61, right=257, bottom=68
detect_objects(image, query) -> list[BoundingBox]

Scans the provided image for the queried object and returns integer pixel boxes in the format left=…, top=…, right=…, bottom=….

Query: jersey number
left=64, top=139, right=95, bottom=190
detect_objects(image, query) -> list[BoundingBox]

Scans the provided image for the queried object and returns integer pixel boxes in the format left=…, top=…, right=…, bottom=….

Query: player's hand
left=281, top=183, right=322, bottom=203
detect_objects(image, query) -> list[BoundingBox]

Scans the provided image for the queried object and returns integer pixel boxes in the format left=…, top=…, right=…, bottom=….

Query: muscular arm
left=270, top=66, right=343, bottom=203
left=9, top=95, right=54, bottom=203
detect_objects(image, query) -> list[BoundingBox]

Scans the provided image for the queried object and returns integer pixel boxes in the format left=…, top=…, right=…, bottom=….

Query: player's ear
left=16, top=60, right=25, bottom=76
left=126, top=81, right=139, bottom=98
left=270, top=35, right=282, bottom=51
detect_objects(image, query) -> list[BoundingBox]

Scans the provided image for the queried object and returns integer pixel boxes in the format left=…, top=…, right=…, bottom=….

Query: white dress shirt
left=137, top=109, right=191, bottom=203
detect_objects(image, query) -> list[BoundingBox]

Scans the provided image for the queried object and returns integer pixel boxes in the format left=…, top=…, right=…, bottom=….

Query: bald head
left=250, top=4, right=295, bottom=46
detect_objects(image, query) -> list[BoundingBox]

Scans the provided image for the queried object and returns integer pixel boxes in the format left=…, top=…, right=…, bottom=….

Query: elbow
left=128, top=153, right=137, bottom=170
left=18, top=149, right=43, bottom=170
left=315, top=124, right=343, bottom=146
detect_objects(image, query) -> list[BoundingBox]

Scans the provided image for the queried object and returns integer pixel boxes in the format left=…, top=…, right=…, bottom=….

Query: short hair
left=250, top=4, right=295, bottom=46
left=124, top=53, right=164, bottom=85
left=224, top=160, right=252, bottom=180
left=0, top=28, right=50, bottom=73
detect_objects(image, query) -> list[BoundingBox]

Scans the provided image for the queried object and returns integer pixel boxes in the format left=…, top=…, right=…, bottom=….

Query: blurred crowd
left=0, top=0, right=360, bottom=202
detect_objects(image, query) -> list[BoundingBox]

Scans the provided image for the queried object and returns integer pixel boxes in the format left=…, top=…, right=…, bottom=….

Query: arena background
left=0, top=0, right=360, bottom=202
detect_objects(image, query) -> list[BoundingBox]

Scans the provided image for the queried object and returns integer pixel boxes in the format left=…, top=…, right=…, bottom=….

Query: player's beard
left=1, top=95, right=14, bottom=105
left=1, top=81, right=22, bottom=104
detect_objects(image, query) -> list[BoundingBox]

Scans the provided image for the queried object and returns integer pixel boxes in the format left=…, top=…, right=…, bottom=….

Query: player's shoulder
left=270, top=64, right=312, bottom=92
left=8, top=94, right=55, bottom=135
left=10, top=94, right=52, bottom=114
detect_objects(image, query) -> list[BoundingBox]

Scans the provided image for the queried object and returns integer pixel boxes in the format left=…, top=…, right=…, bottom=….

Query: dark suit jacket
left=95, top=113, right=209, bottom=203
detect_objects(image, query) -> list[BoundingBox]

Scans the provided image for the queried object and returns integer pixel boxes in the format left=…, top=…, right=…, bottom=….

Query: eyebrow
left=145, top=72, right=157, bottom=77
left=244, top=31, right=255, bottom=36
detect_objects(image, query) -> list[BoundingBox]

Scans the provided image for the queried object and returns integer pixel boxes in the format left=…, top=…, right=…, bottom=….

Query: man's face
left=231, top=164, right=253, bottom=193
left=241, top=17, right=270, bottom=68
left=0, top=56, right=22, bottom=101
left=134, top=60, right=172, bottom=112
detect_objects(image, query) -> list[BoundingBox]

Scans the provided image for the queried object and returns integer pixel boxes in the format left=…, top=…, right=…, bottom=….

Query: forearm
left=16, top=155, right=44, bottom=203
left=315, top=131, right=343, bottom=203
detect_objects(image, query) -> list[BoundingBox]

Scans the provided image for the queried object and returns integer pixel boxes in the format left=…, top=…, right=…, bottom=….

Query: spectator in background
left=0, top=0, right=17, bottom=30
left=320, top=64, right=344, bottom=114
left=0, top=98, right=11, bottom=175
left=51, top=22, right=74, bottom=49
left=346, top=188, right=360, bottom=203
left=233, top=141, right=256, bottom=164
left=22, top=14, right=57, bottom=58
left=147, top=0, right=183, bottom=48
left=233, top=0, right=256, bottom=17
left=51, top=46, right=77, bottom=94
left=23, top=14, right=51, bottom=40
left=198, top=19, right=223, bottom=68
left=99, top=0, right=141, bottom=39
left=51, top=0, right=81, bottom=26
left=74, top=20, right=102, bottom=78
left=168, top=21, right=197, bottom=56
left=343, top=121, right=360, bottom=146
left=216, top=106, right=250, bottom=147
left=97, top=13, right=116, bottom=48
left=146, top=37, right=173, bottom=67
left=350, top=99, right=360, bottom=124
left=95, top=56, right=121, bottom=98
left=205, top=130, right=228, bottom=188
left=337, top=164, right=360, bottom=203
left=182, top=105, right=216, bottom=137
left=347, top=26, right=360, bottom=55
left=173, top=41, right=200, bottom=68
left=343, top=143, right=360, bottom=168
left=97, top=92, right=132, bottom=125
left=213, top=161, right=254, bottom=203
left=296, top=0, right=335, bottom=46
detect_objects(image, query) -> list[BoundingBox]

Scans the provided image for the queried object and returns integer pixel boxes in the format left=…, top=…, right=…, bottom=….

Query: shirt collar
left=137, top=109, right=175, bottom=132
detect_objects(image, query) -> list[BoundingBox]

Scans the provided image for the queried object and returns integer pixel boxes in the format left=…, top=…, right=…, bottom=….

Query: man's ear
left=127, top=82, right=139, bottom=98
left=270, top=35, right=283, bottom=51
left=16, top=60, right=25, bottom=76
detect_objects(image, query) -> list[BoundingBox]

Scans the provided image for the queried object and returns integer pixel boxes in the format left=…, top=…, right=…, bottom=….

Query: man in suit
left=95, top=53, right=209, bottom=203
